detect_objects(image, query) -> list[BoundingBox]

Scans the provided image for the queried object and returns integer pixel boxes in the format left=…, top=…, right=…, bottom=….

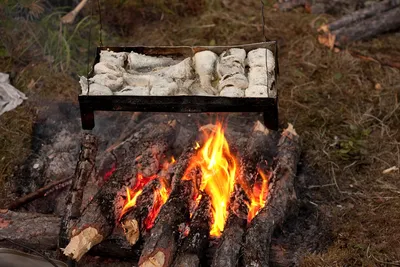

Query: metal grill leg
left=263, top=104, right=278, bottom=131
left=80, top=108, right=95, bottom=130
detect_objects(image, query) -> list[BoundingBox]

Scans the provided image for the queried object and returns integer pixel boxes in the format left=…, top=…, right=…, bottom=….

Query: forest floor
left=1, top=0, right=400, bottom=265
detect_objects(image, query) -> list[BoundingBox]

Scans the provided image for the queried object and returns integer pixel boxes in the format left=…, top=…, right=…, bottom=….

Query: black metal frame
left=78, top=41, right=279, bottom=130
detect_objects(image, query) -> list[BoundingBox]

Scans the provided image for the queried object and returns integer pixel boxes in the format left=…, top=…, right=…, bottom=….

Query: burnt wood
left=172, top=194, right=212, bottom=267
left=211, top=121, right=277, bottom=267
left=59, top=133, right=98, bottom=248
left=243, top=125, right=301, bottom=267
left=138, top=145, right=198, bottom=267
left=62, top=121, right=178, bottom=261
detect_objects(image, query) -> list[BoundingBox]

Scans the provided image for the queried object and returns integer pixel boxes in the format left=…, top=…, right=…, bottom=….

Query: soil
left=1, top=0, right=400, bottom=266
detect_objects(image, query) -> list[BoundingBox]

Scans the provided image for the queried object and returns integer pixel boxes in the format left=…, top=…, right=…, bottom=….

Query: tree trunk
left=172, top=194, right=212, bottom=267
left=243, top=124, right=301, bottom=267
left=62, top=121, right=178, bottom=261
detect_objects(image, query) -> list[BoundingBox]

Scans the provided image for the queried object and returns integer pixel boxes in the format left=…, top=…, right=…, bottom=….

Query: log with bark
left=211, top=121, right=277, bottom=267
left=61, top=121, right=178, bottom=261
left=318, top=2, right=400, bottom=48
left=59, top=133, right=98, bottom=248
left=172, top=194, right=212, bottom=267
left=0, top=210, right=138, bottom=260
left=243, top=124, right=301, bottom=267
left=137, top=144, right=198, bottom=267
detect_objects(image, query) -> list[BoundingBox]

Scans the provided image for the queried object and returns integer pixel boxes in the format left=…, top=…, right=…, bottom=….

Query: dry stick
left=243, top=124, right=301, bottom=267
left=172, top=194, right=212, bottom=267
left=0, top=210, right=137, bottom=260
left=7, top=177, right=72, bottom=210
left=59, top=133, right=98, bottom=249
left=211, top=121, right=277, bottom=267
left=319, top=0, right=400, bottom=33
left=62, top=121, right=178, bottom=261
left=61, top=0, right=89, bottom=24
left=138, top=144, right=198, bottom=267
left=319, top=6, right=400, bottom=48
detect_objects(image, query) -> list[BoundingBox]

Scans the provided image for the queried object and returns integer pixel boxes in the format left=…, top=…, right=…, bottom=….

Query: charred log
left=138, top=145, right=198, bottom=267
left=243, top=124, right=301, bottom=267
left=0, top=210, right=138, bottom=260
left=62, top=121, right=178, bottom=261
left=59, top=133, right=98, bottom=248
left=211, top=121, right=276, bottom=267
left=172, top=194, right=212, bottom=267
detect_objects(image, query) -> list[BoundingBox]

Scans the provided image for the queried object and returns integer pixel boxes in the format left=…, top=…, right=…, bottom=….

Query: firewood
left=138, top=145, right=198, bottom=267
left=243, top=124, right=301, bottom=267
left=319, top=6, right=400, bottom=48
left=0, top=210, right=138, bottom=260
left=211, top=121, right=277, bottom=267
left=318, top=0, right=400, bottom=33
left=59, top=133, right=98, bottom=248
left=62, top=121, right=178, bottom=261
left=172, top=194, right=212, bottom=267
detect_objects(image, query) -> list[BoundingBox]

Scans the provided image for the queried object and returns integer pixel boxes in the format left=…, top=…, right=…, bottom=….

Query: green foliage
left=333, top=124, right=371, bottom=162
left=1, top=1, right=101, bottom=74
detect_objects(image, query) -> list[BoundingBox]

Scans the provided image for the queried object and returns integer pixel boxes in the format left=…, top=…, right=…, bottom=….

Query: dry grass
left=1, top=0, right=400, bottom=264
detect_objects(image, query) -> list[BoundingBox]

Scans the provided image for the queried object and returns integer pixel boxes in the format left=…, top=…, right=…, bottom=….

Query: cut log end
left=285, top=123, right=298, bottom=136
left=63, top=227, right=103, bottom=261
left=121, top=219, right=140, bottom=245
left=140, top=251, right=166, bottom=267
left=318, top=33, right=336, bottom=49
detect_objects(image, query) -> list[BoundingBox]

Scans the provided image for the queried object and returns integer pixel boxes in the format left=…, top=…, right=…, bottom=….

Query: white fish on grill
left=216, top=48, right=246, bottom=78
left=90, top=73, right=123, bottom=91
left=127, top=52, right=179, bottom=72
left=94, top=62, right=124, bottom=77
left=218, top=73, right=248, bottom=91
left=246, top=48, right=275, bottom=70
left=123, top=73, right=151, bottom=88
left=154, top=57, right=194, bottom=80
left=193, top=51, right=218, bottom=95
left=150, top=76, right=178, bottom=96
left=244, top=85, right=269, bottom=98
left=79, top=76, right=113, bottom=95
left=99, top=50, right=127, bottom=67
left=220, top=86, right=245, bottom=97
left=115, top=86, right=150, bottom=96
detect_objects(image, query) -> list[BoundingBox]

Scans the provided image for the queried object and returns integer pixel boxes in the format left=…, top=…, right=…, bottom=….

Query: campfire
left=0, top=115, right=300, bottom=267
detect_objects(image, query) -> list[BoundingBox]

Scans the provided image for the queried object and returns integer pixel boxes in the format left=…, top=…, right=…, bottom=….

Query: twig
left=61, top=0, right=89, bottom=24
left=7, top=177, right=72, bottom=210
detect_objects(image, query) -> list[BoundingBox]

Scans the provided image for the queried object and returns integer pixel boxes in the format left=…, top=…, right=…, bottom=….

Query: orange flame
left=184, top=123, right=238, bottom=237
left=120, top=173, right=157, bottom=218
left=246, top=169, right=270, bottom=223
left=144, top=178, right=171, bottom=229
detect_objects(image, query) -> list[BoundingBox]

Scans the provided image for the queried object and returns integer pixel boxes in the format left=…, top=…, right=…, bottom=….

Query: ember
left=246, top=168, right=270, bottom=223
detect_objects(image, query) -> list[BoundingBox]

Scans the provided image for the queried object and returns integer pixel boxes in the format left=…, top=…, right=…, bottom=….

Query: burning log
left=137, top=145, right=198, bottom=267
left=211, top=121, right=274, bottom=267
left=243, top=124, right=301, bottom=267
left=172, top=194, right=212, bottom=267
left=59, top=133, right=98, bottom=248
left=62, top=121, right=178, bottom=261
left=318, top=2, right=400, bottom=48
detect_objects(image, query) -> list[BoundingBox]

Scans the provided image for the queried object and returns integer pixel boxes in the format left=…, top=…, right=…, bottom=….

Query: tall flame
left=246, top=169, right=270, bottom=223
left=184, top=123, right=238, bottom=237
